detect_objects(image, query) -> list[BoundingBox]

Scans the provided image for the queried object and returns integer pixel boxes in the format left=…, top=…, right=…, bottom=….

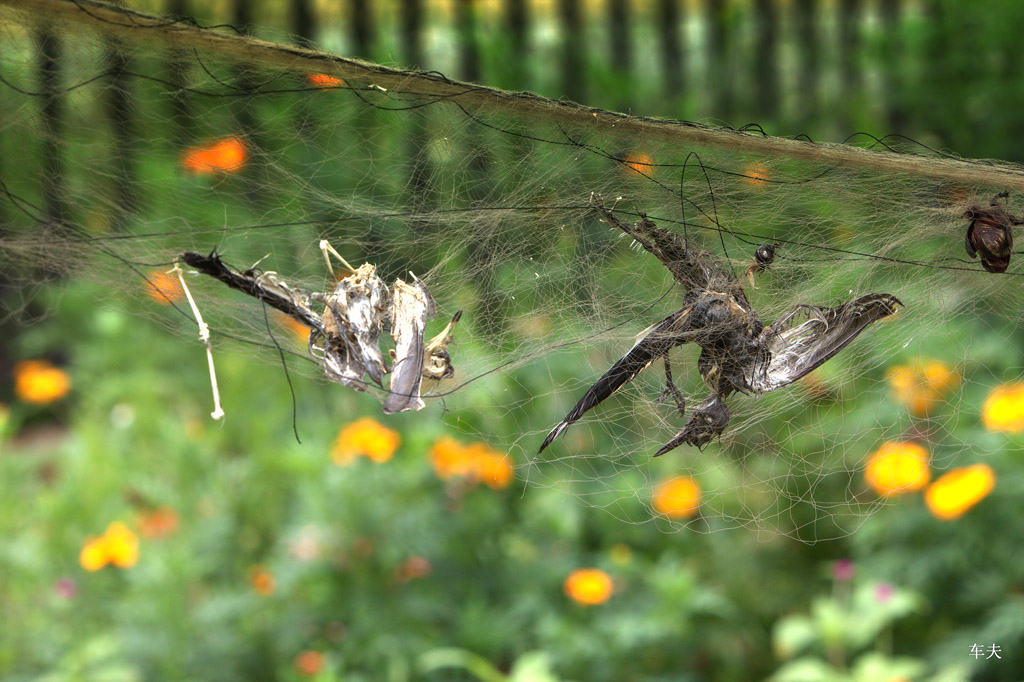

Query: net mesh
left=3, top=0, right=1023, bottom=540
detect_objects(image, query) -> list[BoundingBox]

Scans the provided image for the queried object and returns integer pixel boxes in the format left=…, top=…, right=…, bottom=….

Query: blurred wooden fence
left=7, top=0, right=1024, bottom=389
left=118, top=0, right=924, bottom=136
left=12, top=0, right=1024, bottom=247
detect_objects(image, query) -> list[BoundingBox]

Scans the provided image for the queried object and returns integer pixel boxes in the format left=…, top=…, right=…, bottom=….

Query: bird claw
left=655, top=383, right=686, bottom=416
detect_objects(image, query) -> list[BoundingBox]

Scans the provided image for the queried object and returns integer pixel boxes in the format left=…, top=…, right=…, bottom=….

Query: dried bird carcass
left=383, top=278, right=433, bottom=413
left=317, top=263, right=388, bottom=390
left=180, top=247, right=461, bottom=415
left=538, top=196, right=901, bottom=457
left=384, top=276, right=462, bottom=413
left=964, top=191, right=1022, bottom=273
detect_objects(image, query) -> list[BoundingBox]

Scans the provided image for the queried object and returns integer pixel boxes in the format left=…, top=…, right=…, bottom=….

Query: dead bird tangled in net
left=179, top=242, right=460, bottom=414
left=964, top=191, right=1022, bottom=274
left=539, top=195, right=901, bottom=457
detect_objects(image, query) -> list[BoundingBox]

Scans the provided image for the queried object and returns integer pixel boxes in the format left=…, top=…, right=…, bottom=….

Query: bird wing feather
left=538, top=306, right=696, bottom=453
left=747, top=293, right=901, bottom=393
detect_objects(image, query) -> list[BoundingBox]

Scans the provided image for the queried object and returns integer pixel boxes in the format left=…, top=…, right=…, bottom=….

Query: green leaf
left=418, top=648, right=506, bottom=682
left=768, top=657, right=838, bottom=682
left=773, top=615, right=818, bottom=660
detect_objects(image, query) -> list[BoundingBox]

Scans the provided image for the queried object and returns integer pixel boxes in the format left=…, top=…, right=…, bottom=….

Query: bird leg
left=655, top=354, right=686, bottom=416
left=319, top=238, right=357, bottom=281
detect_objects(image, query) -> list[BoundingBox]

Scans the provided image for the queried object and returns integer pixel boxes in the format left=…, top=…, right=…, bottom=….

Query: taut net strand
left=2, top=0, right=1023, bottom=540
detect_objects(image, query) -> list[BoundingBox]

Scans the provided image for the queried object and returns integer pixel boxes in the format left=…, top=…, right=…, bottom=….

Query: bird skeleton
left=539, top=195, right=902, bottom=457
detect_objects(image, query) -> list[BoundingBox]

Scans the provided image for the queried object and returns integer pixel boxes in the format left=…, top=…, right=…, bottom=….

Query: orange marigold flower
left=395, top=555, right=431, bottom=583
left=652, top=475, right=702, bottom=519
left=249, top=564, right=276, bottom=595
left=307, top=73, right=344, bottom=88
left=864, top=441, right=930, bottom=496
left=330, top=418, right=401, bottom=466
left=13, top=360, right=71, bottom=405
left=137, top=506, right=179, bottom=539
left=428, top=437, right=514, bottom=488
left=79, top=521, right=139, bottom=571
left=564, top=568, right=614, bottom=605
left=926, top=464, right=995, bottom=520
left=885, top=359, right=959, bottom=417
left=275, top=312, right=311, bottom=343
left=745, top=164, right=769, bottom=185
left=430, top=436, right=475, bottom=479
left=182, top=136, right=247, bottom=174
left=294, top=650, right=325, bottom=676
left=470, top=445, right=515, bottom=490
left=923, top=360, right=960, bottom=394
left=982, top=382, right=1024, bottom=433
left=145, top=270, right=184, bottom=305
left=622, top=152, right=655, bottom=177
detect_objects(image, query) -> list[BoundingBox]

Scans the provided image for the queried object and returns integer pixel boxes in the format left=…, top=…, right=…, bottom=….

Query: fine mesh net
left=3, top=0, right=1023, bottom=540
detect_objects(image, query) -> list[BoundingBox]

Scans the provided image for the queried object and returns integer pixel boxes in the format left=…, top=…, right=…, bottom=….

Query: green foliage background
left=3, top=1, right=1024, bottom=681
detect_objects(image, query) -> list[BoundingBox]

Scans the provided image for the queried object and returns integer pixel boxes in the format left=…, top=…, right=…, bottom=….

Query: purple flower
left=832, top=558, right=855, bottom=582
left=874, top=582, right=894, bottom=603
left=54, top=578, right=77, bottom=600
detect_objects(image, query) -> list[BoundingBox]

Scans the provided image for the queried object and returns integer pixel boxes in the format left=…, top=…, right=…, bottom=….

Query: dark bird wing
left=746, top=294, right=902, bottom=393
left=538, top=306, right=697, bottom=453
left=964, top=220, right=978, bottom=258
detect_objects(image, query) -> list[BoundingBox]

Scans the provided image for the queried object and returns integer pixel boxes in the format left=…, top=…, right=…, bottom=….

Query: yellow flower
left=885, top=359, right=959, bottom=417
left=104, top=522, right=140, bottom=567
left=79, top=537, right=109, bottom=572
left=652, top=476, right=701, bottom=519
left=13, top=360, right=71, bottom=405
left=428, top=436, right=514, bottom=489
left=249, top=564, right=276, bottom=595
left=864, top=441, right=930, bottom=496
left=564, top=568, right=614, bottom=605
left=982, top=382, right=1024, bottom=433
left=926, top=464, right=995, bottom=520
left=144, top=270, right=184, bottom=305
left=78, top=521, right=139, bottom=571
left=330, top=418, right=400, bottom=466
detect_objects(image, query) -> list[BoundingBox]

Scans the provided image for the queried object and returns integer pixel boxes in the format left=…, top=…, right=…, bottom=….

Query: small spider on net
left=538, top=195, right=901, bottom=457
left=176, top=240, right=460, bottom=417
